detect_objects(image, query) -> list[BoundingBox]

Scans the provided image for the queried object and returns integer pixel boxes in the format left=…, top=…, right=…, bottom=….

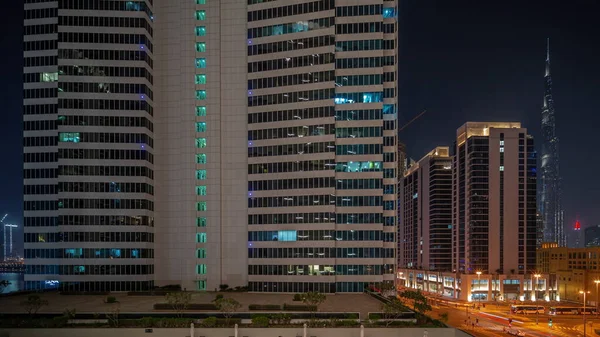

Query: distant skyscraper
left=539, top=38, right=565, bottom=246
left=585, top=225, right=600, bottom=247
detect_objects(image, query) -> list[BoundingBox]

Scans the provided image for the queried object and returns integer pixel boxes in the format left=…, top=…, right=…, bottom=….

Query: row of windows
left=249, top=177, right=335, bottom=191
left=337, top=179, right=383, bottom=190
left=58, top=198, right=154, bottom=210
left=58, top=182, right=154, bottom=194
left=248, top=124, right=334, bottom=141
left=248, top=53, right=334, bottom=73
left=25, top=231, right=154, bottom=243
left=336, top=127, right=382, bottom=138
left=248, top=88, right=335, bottom=107
left=24, top=185, right=56, bottom=195
left=59, top=165, right=154, bottom=178
left=24, top=120, right=56, bottom=131
left=58, top=115, right=153, bottom=130
left=25, top=248, right=154, bottom=259
left=248, top=247, right=395, bottom=259
left=248, top=213, right=383, bottom=225
left=249, top=230, right=394, bottom=242
left=248, top=106, right=335, bottom=124
left=58, top=65, right=153, bottom=83
left=247, top=0, right=334, bottom=22
left=335, top=39, right=395, bottom=52
left=23, top=152, right=58, bottom=163
left=25, top=280, right=153, bottom=292
left=336, top=5, right=383, bottom=17
left=58, top=82, right=153, bottom=100
left=24, top=39, right=57, bottom=52
left=336, top=109, right=383, bottom=121
left=23, top=215, right=153, bottom=227
left=24, top=7, right=57, bottom=20
left=335, top=56, right=395, bottom=69
left=24, top=88, right=58, bottom=99
left=57, top=0, right=153, bottom=20
left=248, top=17, right=334, bottom=39
left=249, top=195, right=384, bottom=208
left=26, top=264, right=154, bottom=276
left=248, top=160, right=334, bottom=175
left=57, top=132, right=154, bottom=147
left=58, top=15, right=153, bottom=36
left=248, top=70, right=334, bottom=90
left=24, top=168, right=57, bottom=180
left=336, top=161, right=383, bottom=172
left=249, top=264, right=391, bottom=276
left=24, top=56, right=57, bottom=68
left=58, top=32, right=153, bottom=52
left=248, top=141, right=334, bottom=157
left=23, top=23, right=57, bottom=35
left=336, top=144, right=383, bottom=155
left=23, top=136, right=58, bottom=147
left=335, top=22, right=382, bottom=35
left=24, top=0, right=58, bottom=4
left=248, top=35, right=334, bottom=56
left=336, top=75, right=383, bottom=87
left=59, top=49, right=153, bottom=68
left=59, top=99, right=153, bottom=116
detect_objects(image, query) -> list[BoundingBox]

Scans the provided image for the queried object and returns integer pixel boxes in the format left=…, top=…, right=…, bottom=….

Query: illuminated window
left=195, top=26, right=206, bottom=36
left=196, top=185, right=207, bottom=196
left=383, top=8, right=396, bottom=18
left=59, top=132, right=80, bottom=143
left=196, top=248, right=207, bottom=258
left=195, top=58, right=206, bottom=69
left=195, top=138, right=207, bottom=148
left=196, top=106, right=207, bottom=116
left=383, top=104, right=396, bottom=115
left=277, top=230, right=297, bottom=241
left=196, top=264, right=207, bottom=274
left=196, top=233, right=207, bottom=243
left=195, top=74, right=207, bottom=84
left=196, top=153, right=207, bottom=164
left=500, top=140, right=505, bottom=146
left=196, top=0, right=206, bottom=4
left=500, top=147, right=504, bottom=153
left=41, top=72, right=58, bottom=82
left=196, top=122, right=206, bottom=132
left=196, top=90, right=207, bottom=100
left=500, top=166, right=504, bottom=171
left=196, top=169, right=207, bottom=180
left=197, top=280, right=207, bottom=291
left=196, top=42, right=206, bottom=53
left=196, top=201, right=207, bottom=211
left=196, top=217, right=207, bottom=227
left=195, top=10, right=206, bottom=21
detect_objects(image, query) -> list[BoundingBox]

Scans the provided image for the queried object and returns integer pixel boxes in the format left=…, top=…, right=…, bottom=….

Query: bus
left=549, top=307, right=579, bottom=315
left=511, top=305, right=545, bottom=314
left=579, top=307, right=597, bottom=315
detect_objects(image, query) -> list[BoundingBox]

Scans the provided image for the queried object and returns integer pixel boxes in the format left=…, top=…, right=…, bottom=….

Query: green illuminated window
left=197, top=248, right=207, bottom=259
left=195, top=26, right=206, bottom=36
left=195, top=58, right=206, bottom=69
left=196, top=201, right=207, bottom=211
left=196, top=264, right=207, bottom=274
left=195, top=74, right=206, bottom=84
left=196, top=233, right=207, bottom=243
left=197, top=280, right=207, bottom=291
left=196, top=0, right=206, bottom=4
left=195, top=138, right=207, bottom=148
left=196, top=42, right=206, bottom=53
left=196, top=153, right=207, bottom=164
left=195, top=10, right=206, bottom=21
left=41, top=72, right=58, bottom=82
left=196, top=169, right=207, bottom=180
left=196, top=90, right=207, bottom=100
left=59, top=132, right=80, bottom=143
left=196, top=106, right=207, bottom=116
left=196, top=185, right=207, bottom=196
left=196, top=217, right=207, bottom=227
left=196, top=122, right=206, bottom=132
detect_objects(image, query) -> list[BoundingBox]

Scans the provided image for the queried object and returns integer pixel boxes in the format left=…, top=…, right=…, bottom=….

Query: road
left=401, top=295, right=597, bottom=337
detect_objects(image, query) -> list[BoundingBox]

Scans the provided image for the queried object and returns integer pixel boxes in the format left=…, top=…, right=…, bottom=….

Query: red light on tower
left=575, top=220, right=581, bottom=231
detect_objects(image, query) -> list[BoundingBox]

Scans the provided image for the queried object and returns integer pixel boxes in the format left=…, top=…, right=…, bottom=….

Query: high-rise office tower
left=23, top=0, right=155, bottom=291
left=585, top=225, right=600, bottom=248
left=23, top=0, right=399, bottom=293
left=452, top=122, right=537, bottom=275
left=399, top=147, right=452, bottom=271
left=539, top=38, right=565, bottom=246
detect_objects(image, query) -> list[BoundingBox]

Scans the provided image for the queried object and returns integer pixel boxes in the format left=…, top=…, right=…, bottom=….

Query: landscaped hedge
left=128, top=291, right=171, bottom=296
left=153, top=303, right=218, bottom=310
left=60, top=291, right=110, bottom=295
left=248, top=304, right=281, bottom=310
left=282, top=303, right=316, bottom=312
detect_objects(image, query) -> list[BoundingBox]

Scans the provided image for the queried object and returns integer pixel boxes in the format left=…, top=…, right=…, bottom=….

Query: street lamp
left=476, top=271, right=482, bottom=302
left=534, top=273, right=541, bottom=325
left=580, top=290, right=591, bottom=337
left=595, top=280, right=600, bottom=314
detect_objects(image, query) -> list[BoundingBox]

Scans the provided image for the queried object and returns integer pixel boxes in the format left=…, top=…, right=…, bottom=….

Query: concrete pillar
left=303, top=323, right=307, bottom=337
left=190, top=323, right=194, bottom=337
left=234, top=324, right=238, bottom=337
left=360, top=325, right=364, bottom=337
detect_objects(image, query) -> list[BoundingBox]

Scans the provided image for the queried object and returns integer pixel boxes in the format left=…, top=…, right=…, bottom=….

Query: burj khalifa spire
left=540, top=38, right=565, bottom=246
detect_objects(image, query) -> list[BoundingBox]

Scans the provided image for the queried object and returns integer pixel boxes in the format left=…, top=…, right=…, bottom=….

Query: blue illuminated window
left=195, top=26, right=206, bottom=36
left=59, top=132, right=80, bottom=143
left=334, top=92, right=382, bottom=104
left=195, top=74, right=206, bottom=84
left=110, top=249, right=121, bottom=258
left=383, top=104, right=396, bottom=114
left=383, top=8, right=396, bottom=18
left=197, top=248, right=206, bottom=258
left=196, top=153, right=207, bottom=164
left=196, top=122, right=206, bottom=132
left=196, top=185, right=207, bottom=196
left=197, top=264, right=207, bottom=274
left=196, top=201, right=207, bottom=211
left=195, top=58, right=206, bottom=68
left=196, top=169, right=207, bottom=180
left=196, top=90, right=207, bottom=100
left=276, top=230, right=297, bottom=241
left=73, top=266, right=85, bottom=273
left=132, top=249, right=139, bottom=258
left=196, top=42, right=206, bottom=52
left=196, top=138, right=207, bottom=148
left=196, top=233, right=207, bottom=243
left=197, top=217, right=207, bottom=227
left=195, top=10, right=206, bottom=21
left=196, top=0, right=206, bottom=4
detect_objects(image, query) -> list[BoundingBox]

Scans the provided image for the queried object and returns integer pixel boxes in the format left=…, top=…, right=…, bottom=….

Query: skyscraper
left=452, top=122, right=537, bottom=275
left=23, top=0, right=399, bottom=293
left=539, top=38, right=565, bottom=246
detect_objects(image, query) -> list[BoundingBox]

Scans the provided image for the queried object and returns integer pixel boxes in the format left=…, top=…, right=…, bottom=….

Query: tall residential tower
left=539, top=38, right=565, bottom=246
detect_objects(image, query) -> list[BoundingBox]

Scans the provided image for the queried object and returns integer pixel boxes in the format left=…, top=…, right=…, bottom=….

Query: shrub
left=368, top=313, right=382, bottom=320
left=293, top=293, right=302, bottom=301
left=283, top=303, right=316, bottom=312
left=213, top=294, right=224, bottom=302
left=105, top=296, right=117, bottom=303
left=219, top=284, right=229, bottom=291
left=252, top=315, right=270, bottom=327
left=153, top=303, right=217, bottom=310
left=339, top=319, right=360, bottom=327
left=202, top=317, right=217, bottom=327
left=345, top=313, right=359, bottom=319
left=249, top=304, right=281, bottom=310
left=269, top=313, right=291, bottom=325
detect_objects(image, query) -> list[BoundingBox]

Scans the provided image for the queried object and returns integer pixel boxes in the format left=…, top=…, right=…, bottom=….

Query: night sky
left=1, top=1, right=599, bottom=252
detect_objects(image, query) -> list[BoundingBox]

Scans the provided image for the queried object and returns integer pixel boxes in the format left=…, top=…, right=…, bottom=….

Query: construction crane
left=399, top=109, right=426, bottom=132
left=0, top=214, right=6, bottom=225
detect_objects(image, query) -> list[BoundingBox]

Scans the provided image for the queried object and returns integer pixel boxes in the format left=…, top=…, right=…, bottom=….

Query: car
left=507, top=329, right=525, bottom=336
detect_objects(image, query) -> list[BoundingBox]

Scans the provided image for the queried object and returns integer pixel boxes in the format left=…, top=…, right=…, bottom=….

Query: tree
left=438, top=312, right=449, bottom=324
left=398, top=290, right=431, bottom=323
left=166, top=292, right=192, bottom=317
left=0, top=280, right=11, bottom=294
left=215, top=297, right=241, bottom=325
left=379, top=282, right=396, bottom=297
left=381, top=298, right=409, bottom=326
left=302, top=292, right=326, bottom=318
left=20, top=294, right=49, bottom=316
